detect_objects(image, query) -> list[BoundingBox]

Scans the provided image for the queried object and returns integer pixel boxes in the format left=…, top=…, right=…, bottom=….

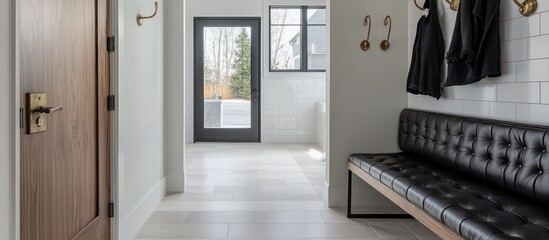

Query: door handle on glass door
left=252, top=89, right=258, bottom=94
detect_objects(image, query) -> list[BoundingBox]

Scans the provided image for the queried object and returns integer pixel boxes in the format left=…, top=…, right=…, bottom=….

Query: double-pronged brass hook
left=413, top=0, right=459, bottom=11
left=413, top=0, right=424, bottom=10
left=446, top=0, right=460, bottom=11
left=512, top=0, right=537, bottom=16
left=413, top=0, right=537, bottom=16
left=360, top=15, right=372, bottom=51
left=380, top=16, right=392, bottom=51
left=137, top=1, right=159, bottom=26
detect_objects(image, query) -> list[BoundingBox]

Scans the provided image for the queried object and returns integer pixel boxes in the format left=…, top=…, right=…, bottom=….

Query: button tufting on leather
left=394, top=109, right=549, bottom=239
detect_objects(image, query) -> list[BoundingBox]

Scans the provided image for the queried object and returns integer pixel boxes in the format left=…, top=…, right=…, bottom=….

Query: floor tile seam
left=286, top=147, right=325, bottom=198
left=368, top=221, right=421, bottom=240
left=367, top=222, right=392, bottom=240
left=318, top=210, right=329, bottom=223
left=399, top=220, right=423, bottom=240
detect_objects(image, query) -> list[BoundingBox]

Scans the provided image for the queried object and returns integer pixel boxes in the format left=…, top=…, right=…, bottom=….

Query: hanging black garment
left=445, top=0, right=501, bottom=87
left=406, top=0, right=445, bottom=99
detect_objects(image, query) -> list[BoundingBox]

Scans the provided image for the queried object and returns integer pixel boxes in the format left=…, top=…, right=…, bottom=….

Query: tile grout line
left=399, top=219, right=424, bottom=240
left=288, top=145, right=326, bottom=198
left=226, top=223, right=230, bottom=239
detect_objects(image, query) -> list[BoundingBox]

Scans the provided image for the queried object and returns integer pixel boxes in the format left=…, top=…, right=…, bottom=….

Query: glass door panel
left=195, top=18, right=260, bottom=142
left=203, top=27, right=252, bottom=129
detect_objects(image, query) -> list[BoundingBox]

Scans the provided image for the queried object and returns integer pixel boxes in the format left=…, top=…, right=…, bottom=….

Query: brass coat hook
left=513, top=0, right=537, bottom=16
left=413, top=0, right=424, bottom=10
left=137, top=1, right=159, bottom=26
left=380, top=16, right=391, bottom=51
left=445, top=0, right=460, bottom=11
left=360, top=15, right=372, bottom=51
left=413, top=0, right=459, bottom=11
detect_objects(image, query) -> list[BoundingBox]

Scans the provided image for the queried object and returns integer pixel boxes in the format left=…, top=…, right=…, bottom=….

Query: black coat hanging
left=445, top=0, right=501, bottom=87
left=406, top=0, right=445, bottom=99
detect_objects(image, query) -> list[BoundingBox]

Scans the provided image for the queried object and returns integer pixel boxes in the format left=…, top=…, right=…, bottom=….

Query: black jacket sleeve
left=406, top=0, right=446, bottom=99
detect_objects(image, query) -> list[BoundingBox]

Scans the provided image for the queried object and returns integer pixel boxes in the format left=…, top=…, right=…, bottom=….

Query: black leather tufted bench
left=347, top=109, right=549, bottom=240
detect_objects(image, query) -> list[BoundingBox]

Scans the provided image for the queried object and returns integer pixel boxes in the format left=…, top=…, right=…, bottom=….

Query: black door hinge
left=107, top=95, right=115, bottom=111
left=108, top=202, right=115, bottom=218
left=19, top=107, right=24, bottom=129
left=107, top=37, right=115, bottom=52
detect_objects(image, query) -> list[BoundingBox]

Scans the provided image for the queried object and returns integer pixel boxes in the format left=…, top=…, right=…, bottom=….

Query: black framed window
left=269, top=6, right=326, bottom=72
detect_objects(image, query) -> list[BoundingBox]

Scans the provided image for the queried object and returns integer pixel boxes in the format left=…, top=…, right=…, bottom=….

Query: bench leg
left=347, top=170, right=413, bottom=219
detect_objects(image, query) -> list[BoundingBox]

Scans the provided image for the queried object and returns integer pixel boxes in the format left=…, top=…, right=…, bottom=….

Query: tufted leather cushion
left=350, top=153, right=549, bottom=240
left=398, top=109, right=549, bottom=203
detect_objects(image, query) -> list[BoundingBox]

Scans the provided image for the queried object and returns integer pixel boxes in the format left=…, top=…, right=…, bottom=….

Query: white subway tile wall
left=261, top=76, right=326, bottom=143
left=542, top=12, right=549, bottom=34
left=408, top=0, right=549, bottom=125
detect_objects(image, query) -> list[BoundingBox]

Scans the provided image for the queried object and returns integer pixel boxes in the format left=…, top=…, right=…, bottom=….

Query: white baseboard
left=167, top=170, right=185, bottom=193
left=120, top=176, right=167, bottom=240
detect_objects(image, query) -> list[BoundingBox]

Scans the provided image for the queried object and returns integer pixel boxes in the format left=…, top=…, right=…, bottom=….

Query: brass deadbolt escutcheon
left=36, top=116, right=45, bottom=128
left=26, top=93, right=63, bottom=134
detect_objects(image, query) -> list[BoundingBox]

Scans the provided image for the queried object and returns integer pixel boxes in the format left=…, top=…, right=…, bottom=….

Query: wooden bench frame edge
left=347, top=162, right=463, bottom=240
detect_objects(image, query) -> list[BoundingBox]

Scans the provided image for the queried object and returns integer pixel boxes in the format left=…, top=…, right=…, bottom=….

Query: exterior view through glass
left=203, top=27, right=252, bottom=129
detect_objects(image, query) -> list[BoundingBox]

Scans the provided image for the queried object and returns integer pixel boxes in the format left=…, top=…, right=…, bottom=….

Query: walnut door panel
left=20, top=0, right=110, bottom=239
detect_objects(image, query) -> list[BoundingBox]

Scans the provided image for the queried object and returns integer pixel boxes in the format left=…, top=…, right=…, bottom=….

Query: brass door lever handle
left=35, top=106, right=63, bottom=114
left=26, top=93, right=62, bottom=134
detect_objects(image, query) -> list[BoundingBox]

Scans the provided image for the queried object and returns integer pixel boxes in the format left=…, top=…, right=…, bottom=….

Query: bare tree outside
left=204, top=27, right=237, bottom=99
left=269, top=7, right=326, bottom=71
left=271, top=10, right=290, bottom=69
left=270, top=8, right=301, bottom=70
left=202, top=26, right=253, bottom=128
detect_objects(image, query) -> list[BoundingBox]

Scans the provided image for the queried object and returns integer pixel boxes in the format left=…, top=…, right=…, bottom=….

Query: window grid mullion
left=269, top=5, right=326, bottom=72
left=270, top=24, right=302, bottom=27
left=301, top=6, right=307, bottom=72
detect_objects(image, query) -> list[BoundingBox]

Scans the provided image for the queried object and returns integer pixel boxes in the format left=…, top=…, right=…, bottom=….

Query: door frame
left=193, top=17, right=262, bottom=143
left=12, top=0, right=113, bottom=239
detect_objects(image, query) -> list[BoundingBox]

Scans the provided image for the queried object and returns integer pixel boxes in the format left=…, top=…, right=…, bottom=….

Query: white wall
left=327, top=0, right=409, bottom=207
left=184, top=0, right=262, bottom=143
left=261, top=0, right=326, bottom=143
left=184, top=0, right=326, bottom=143
left=0, top=0, right=15, bottom=238
left=164, top=0, right=185, bottom=192
left=408, top=1, right=549, bottom=125
left=117, top=0, right=166, bottom=239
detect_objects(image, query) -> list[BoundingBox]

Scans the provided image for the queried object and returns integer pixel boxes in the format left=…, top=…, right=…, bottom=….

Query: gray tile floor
left=135, top=143, right=441, bottom=240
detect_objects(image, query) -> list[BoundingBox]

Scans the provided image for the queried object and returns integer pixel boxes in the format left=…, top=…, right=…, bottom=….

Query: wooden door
left=20, top=0, right=110, bottom=239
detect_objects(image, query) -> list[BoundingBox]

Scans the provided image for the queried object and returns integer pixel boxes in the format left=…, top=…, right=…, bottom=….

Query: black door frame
left=194, top=17, right=261, bottom=142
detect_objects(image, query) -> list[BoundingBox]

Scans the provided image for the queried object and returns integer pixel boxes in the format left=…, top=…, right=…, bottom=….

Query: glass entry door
left=194, top=18, right=260, bottom=142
